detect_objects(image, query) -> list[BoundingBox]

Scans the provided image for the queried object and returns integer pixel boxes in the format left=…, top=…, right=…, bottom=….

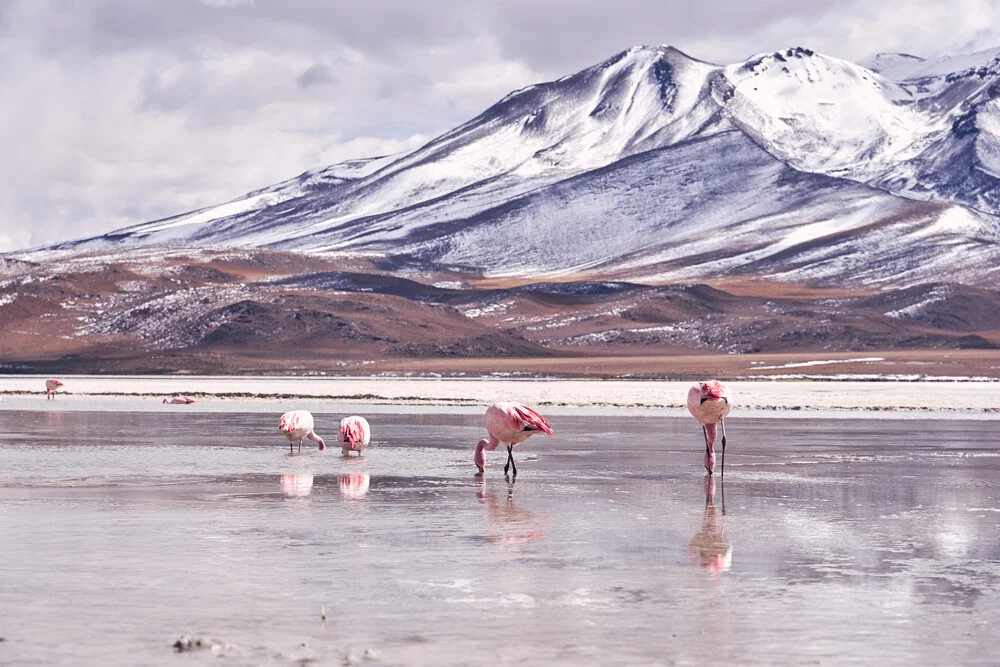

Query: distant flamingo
left=279, top=410, right=326, bottom=453
left=45, top=378, right=64, bottom=400
left=687, top=380, right=732, bottom=476
left=338, top=416, right=370, bottom=456
left=475, top=402, right=554, bottom=476
left=163, top=396, right=196, bottom=404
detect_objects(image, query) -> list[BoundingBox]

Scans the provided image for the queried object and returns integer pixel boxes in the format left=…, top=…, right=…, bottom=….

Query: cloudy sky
left=1, top=0, right=997, bottom=251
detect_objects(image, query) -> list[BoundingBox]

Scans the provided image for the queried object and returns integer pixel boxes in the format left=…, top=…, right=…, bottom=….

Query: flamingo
left=687, top=380, right=732, bottom=476
left=338, top=416, right=370, bottom=456
left=163, top=396, right=196, bottom=404
left=45, top=378, right=64, bottom=400
left=474, top=402, right=554, bottom=476
left=279, top=410, right=326, bottom=453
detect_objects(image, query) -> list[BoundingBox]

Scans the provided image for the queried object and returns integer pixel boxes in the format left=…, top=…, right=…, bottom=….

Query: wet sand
left=1, top=407, right=998, bottom=666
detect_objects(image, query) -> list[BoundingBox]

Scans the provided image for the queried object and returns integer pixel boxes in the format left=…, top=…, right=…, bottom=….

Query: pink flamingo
left=474, top=402, right=554, bottom=476
left=338, top=416, right=370, bottom=456
left=45, top=378, right=64, bottom=400
left=279, top=410, right=326, bottom=453
left=687, top=380, right=732, bottom=476
left=163, top=396, right=196, bottom=404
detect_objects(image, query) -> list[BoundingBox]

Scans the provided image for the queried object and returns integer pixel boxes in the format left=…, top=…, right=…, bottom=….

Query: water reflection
left=339, top=473, right=370, bottom=499
left=475, top=477, right=547, bottom=545
left=687, top=475, right=732, bottom=574
left=279, top=473, right=314, bottom=497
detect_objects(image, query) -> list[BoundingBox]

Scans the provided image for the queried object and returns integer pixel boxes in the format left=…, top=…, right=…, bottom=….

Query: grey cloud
left=297, top=63, right=336, bottom=88
left=0, top=0, right=14, bottom=30
left=484, top=0, right=896, bottom=74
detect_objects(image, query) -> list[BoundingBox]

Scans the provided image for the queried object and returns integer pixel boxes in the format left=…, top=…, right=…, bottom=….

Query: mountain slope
left=38, top=44, right=1000, bottom=288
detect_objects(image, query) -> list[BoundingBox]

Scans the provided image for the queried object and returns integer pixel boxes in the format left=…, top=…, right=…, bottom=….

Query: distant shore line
left=2, top=376, right=999, bottom=414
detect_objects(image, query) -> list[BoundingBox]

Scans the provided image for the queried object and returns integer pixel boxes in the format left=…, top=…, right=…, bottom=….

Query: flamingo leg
left=503, top=445, right=517, bottom=477
left=298, top=439, right=303, bottom=453
left=289, top=441, right=294, bottom=453
left=703, top=425, right=712, bottom=474
left=720, top=419, right=727, bottom=478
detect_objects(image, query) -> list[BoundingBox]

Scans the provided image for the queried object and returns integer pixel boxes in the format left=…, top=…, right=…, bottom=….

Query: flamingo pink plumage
left=474, top=402, right=554, bottom=476
left=338, top=416, right=370, bottom=456
left=162, top=396, right=196, bottom=404
left=687, top=380, right=732, bottom=476
left=279, top=410, right=326, bottom=453
left=45, top=378, right=64, bottom=400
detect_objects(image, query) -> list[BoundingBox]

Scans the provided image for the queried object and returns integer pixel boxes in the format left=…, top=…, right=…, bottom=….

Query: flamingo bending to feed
left=687, top=380, right=732, bottom=476
left=338, top=416, right=370, bottom=456
left=279, top=410, right=326, bottom=453
left=163, top=396, right=196, bottom=404
left=45, top=378, right=65, bottom=400
left=475, top=403, right=554, bottom=476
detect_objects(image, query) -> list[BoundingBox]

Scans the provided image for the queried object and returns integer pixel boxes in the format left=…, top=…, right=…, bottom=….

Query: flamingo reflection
left=687, top=475, right=732, bottom=574
left=279, top=473, right=314, bottom=497
left=339, top=473, right=370, bottom=499
left=475, top=477, right=547, bottom=545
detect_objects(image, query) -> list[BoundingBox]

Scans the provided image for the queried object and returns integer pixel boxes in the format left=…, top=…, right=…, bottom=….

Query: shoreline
left=2, top=375, right=999, bottom=416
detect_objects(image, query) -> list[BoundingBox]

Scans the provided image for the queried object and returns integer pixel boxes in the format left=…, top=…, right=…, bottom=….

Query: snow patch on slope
left=716, top=48, right=933, bottom=181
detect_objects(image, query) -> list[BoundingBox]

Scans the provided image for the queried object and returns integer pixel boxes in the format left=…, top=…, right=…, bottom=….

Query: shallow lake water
left=1, top=404, right=998, bottom=666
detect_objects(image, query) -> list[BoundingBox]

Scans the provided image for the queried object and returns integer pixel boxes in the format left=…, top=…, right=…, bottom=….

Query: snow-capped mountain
left=42, top=44, right=1000, bottom=287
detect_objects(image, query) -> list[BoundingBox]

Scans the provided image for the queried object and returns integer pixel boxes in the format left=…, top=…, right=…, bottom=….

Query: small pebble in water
left=172, top=635, right=233, bottom=654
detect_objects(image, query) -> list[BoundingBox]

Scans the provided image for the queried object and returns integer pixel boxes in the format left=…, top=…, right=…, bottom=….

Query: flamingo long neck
left=474, top=440, right=487, bottom=470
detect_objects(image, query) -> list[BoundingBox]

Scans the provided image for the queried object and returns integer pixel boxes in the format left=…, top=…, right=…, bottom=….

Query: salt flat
left=2, top=375, right=1000, bottom=415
